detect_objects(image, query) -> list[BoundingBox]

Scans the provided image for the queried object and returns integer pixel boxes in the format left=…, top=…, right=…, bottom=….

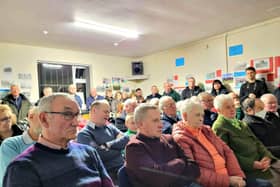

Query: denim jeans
left=246, top=177, right=272, bottom=187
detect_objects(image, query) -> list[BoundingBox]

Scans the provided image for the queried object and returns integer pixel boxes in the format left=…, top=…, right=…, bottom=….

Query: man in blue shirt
left=0, top=106, right=41, bottom=186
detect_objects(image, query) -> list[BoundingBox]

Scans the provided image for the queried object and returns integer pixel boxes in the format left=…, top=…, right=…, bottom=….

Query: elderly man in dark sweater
left=77, top=100, right=129, bottom=185
left=3, top=93, right=114, bottom=187
left=125, top=103, right=201, bottom=187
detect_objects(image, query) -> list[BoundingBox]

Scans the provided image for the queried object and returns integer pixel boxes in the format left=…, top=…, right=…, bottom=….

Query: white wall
left=135, top=17, right=280, bottom=96
left=1, top=17, right=280, bottom=100
left=0, top=43, right=133, bottom=102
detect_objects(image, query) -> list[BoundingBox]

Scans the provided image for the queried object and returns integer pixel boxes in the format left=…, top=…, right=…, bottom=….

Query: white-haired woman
left=172, top=99, right=246, bottom=187
left=212, top=94, right=277, bottom=186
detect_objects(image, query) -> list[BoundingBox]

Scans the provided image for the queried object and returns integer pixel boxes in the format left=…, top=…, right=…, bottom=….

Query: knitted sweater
left=3, top=142, right=114, bottom=187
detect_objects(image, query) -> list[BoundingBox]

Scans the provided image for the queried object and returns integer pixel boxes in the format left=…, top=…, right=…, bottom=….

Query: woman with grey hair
left=173, top=99, right=246, bottom=187
left=212, top=94, right=277, bottom=186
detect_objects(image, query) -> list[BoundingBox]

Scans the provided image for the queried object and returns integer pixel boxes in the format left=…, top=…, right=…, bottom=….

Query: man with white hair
left=159, top=96, right=180, bottom=134
left=212, top=94, right=278, bottom=186
left=4, top=93, right=114, bottom=187
left=242, top=98, right=280, bottom=157
left=260, top=93, right=280, bottom=121
left=115, top=98, right=137, bottom=132
left=125, top=103, right=200, bottom=187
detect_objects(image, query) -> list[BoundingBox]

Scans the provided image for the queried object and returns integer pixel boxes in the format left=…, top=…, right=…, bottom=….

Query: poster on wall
left=234, top=61, right=247, bottom=71
left=1, top=66, right=14, bottom=88
left=18, top=73, right=32, bottom=98
left=250, top=57, right=273, bottom=73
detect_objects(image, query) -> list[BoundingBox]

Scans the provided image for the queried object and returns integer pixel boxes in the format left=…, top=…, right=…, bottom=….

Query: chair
left=118, top=166, right=133, bottom=187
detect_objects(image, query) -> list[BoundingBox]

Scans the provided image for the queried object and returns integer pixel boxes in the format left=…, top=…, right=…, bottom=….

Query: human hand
left=260, top=157, right=271, bottom=171
left=229, top=176, right=246, bottom=187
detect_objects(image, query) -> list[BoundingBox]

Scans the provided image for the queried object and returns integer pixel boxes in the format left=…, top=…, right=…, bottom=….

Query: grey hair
left=158, top=96, right=173, bottom=111
left=242, top=98, right=255, bottom=112
left=123, top=98, right=137, bottom=108
left=180, top=99, right=203, bottom=118
left=90, top=99, right=109, bottom=110
left=149, top=98, right=160, bottom=106
left=134, top=103, right=159, bottom=127
left=260, top=93, right=277, bottom=104
left=38, top=93, right=76, bottom=112
left=214, top=94, right=233, bottom=110
left=198, top=92, right=212, bottom=101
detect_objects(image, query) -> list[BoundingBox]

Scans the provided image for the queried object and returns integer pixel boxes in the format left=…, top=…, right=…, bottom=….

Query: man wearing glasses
left=3, top=93, right=114, bottom=187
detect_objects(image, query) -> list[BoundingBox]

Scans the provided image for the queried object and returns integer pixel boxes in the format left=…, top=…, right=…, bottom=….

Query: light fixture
left=43, top=30, right=48, bottom=35
left=42, top=63, right=62, bottom=69
left=74, top=19, right=140, bottom=39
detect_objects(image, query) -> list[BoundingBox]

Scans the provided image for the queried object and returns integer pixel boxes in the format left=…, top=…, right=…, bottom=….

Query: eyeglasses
left=45, top=111, right=81, bottom=120
left=0, top=116, right=11, bottom=123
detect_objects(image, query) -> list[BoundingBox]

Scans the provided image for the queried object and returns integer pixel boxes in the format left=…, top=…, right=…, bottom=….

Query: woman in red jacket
left=172, top=99, right=246, bottom=187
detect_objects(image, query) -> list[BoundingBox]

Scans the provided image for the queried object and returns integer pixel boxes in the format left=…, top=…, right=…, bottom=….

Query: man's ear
left=39, top=112, right=49, bottom=128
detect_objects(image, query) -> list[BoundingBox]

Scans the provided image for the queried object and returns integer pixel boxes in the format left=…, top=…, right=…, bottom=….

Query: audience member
left=77, top=100, right=129, bottom=184
left=181, top=77, right=203, bottom=100
left=149, top=97, right=160, bottom=106
left=145, top=85, right=161, bottom=101
left=273, top=86, right=280, bottom=106
left=242, top=98, right=280, bottom=157
left=3, top=93, right=114, bottom=187
left=68, top=84, right=83, bottom=109
left=159, top=96, right=180, bottom=134
left=125, top=103, right=201, bottom=187
left=124, top=113, right=137, bottom=138
left=104, top=88, right=114, bottom=111
left=35, top=87, right=53, bottom=106
left=172, top=99, right=260, bottom=187
left=260, top=93, right=280, bottom=122
left=211, top=79, right=229, bottom=97
left=239, top=67, right=268, bottom=103
left=0, top=107, right=41, bottom=186
left=1, top=84, right=32, bottom=122
left=0, top=104, right=23, bottom=145
left=111, top=91, right=123, bottom=114
left=229, top=92, right=245, bottom=120
left=198, top=92, right=217, bottom=127
left=86, top=87, right=104, bottom=110
left=162, top=82, right=181, bottom=102
left=115, top=98, right=137, bottom=132
left=135, top=88, right=145, bottom=103
left=212, top=94, right=279, bottom=186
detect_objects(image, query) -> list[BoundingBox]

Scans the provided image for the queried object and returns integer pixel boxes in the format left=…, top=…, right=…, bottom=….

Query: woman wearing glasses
left=0, top=104, right=23, bottom=145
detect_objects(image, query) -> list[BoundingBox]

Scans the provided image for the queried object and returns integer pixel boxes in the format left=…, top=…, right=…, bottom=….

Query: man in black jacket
left=239, top=67, right=268, bottom=103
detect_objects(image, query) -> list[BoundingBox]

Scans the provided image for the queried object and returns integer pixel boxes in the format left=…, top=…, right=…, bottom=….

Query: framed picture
left=250, top=57, right=273, bottom=73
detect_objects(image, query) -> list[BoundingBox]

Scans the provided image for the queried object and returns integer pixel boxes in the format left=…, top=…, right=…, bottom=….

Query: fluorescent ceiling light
left=42, top=63, right=63, bottom=69
left=74, top=19, right=140, bottom=39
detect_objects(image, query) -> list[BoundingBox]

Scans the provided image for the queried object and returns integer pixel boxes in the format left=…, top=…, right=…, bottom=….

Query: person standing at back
left=239, top=67, right=268, bottom=103
left=68, top=84, right=83, bottom=109
left=1, top=84, right=32, bottom=122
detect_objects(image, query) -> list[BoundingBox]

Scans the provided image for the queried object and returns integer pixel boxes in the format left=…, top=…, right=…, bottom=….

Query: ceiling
left=1, top=0, right=280, bottom=57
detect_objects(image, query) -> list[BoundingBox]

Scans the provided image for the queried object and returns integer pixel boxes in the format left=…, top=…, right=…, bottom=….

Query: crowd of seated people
left=2, top=66, right=280, bottom=187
